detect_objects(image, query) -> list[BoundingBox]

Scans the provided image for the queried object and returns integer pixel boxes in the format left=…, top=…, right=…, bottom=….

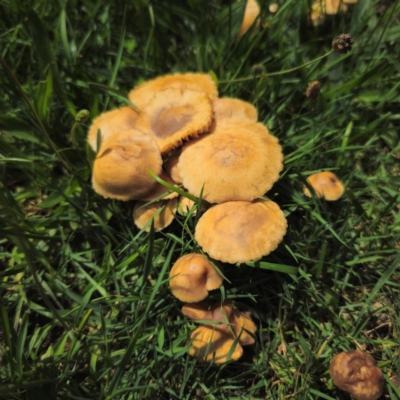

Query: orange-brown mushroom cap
left=189, top=325, right=243, bottom=364
left=178, top=120, right=283, bottom=203
left=92, top=130, right=162, bottom=201
left=329, top=350, right=384, bottom=400
left=195, top=199, right=287, bottom=263
left=212, top=98, right=258, bottom=123
left=134, top=88, right=213, bottom=154
left=88, top=107, right=139, bottom=152
left=183, top=301, right=257, bottom=347
left=128, top=73, right=218, bottom=107
left=169, top=254, right=223, bottom=303
left=303, top=171, right=345, bottom=201
left=238, top=0, right=260, bottom=38
left=163, top=154, right=183, bottom=184
left=311, top=0, right=348, bottom=25
left=133, top=197, right=178, bottom=232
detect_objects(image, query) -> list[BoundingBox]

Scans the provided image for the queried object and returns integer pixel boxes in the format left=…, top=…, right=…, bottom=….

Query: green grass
left=1, top=0, right=400, bottom=398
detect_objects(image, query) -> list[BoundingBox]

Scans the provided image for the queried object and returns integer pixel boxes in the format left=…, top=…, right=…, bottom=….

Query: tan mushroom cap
left=311, top=0, right=348, bottom=25
left=303, top=171, right=344, bottom=201
left=183, top=301, right=257, bottom=346
left=92, top=130, right=162, bottom=201
left=195, top=200, right=287, bottom=263
left=138, top=170, right=179, bottom=202
left=133, top=197, right=178, bottom=232
left=179, top=120, right=283, bottom=203
left=169, top=254, right=223, bottom=303
left=329, top=350, right=384, bottom=400
left=238, top=0, right=260, bottom=38
left=212, top=98, right=258, bottom=122
left=128, top=73, right=218, bottom=107
left=88, top=107, right=139, bottom=152
left=163, top=154, right=183, bottom=184
left=177, top=195, right=199, bottom=216
left=189, top=325, right=243, bottom=364
left=134, top=88, right=213, bottom=154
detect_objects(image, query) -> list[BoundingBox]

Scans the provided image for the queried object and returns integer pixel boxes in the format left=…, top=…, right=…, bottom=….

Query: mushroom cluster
left=88, top=72, right=288, bottom=260
left=311, top=0, right=359, bottom=26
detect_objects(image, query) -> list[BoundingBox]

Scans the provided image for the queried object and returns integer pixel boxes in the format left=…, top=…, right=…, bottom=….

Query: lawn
left=1, top=0, right=399, bottom=399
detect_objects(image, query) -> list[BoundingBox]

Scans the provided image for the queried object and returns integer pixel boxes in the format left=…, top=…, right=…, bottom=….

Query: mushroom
left=87, top=106, right=139, bottom=152
left=169, top=254, right=223, bottom=302
left=194, top=199, right=287, bottom=264
left=329, top=350, right=384, bottom=400
left=177, top=195, right=199, bottom=216
left=311, top=0, right=357, bottom=26
left=163, top=153, right=183, bottom=184
left=303, top=171, right=344, bottom=201
left=128, top=73, right=219, bottom=108
left=138, top=170, right=179, bottom=202
left=134, top=88, right=213, bottom=154
left=133, top=197, right=178, bottom=231
left=182, top=301, right=257, bottom=364
left=212, top=98, right=258, bottom=123
left=178, top=120, right=283, bottom=203
left=92, top=130, right=162, bottom=201
left=238, top=0, right=260, bottom=38
left=188, top=325, right=243, bottom=364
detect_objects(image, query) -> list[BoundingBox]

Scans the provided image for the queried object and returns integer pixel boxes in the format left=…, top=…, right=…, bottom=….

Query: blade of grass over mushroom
left=146, top=169, right=199, bottom=202
left=246, top=261, right=298, bottom=275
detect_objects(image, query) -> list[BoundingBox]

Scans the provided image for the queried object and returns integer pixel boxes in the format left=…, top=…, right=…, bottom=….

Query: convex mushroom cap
left=303, top=171, right=344, bottom=201
left=195, top=200, right=287, bottom=263
left=329, top=350, right=384, bottom=400
left=212, top=98, right=258, bottom=123
left=134, top=88, right=213, bottom=154
left=133, top=198, right=178, bottom=232
left=169, top=254, right=223, bottom=303
left=182, top=301, right=257, bottom=364
left=128, top=73, right=218, bottom=108
left=92, top=130, right=162, bottom=201
left=88, top=106, right=139, bottom=152
left=179, top=120, right=283, bottom=203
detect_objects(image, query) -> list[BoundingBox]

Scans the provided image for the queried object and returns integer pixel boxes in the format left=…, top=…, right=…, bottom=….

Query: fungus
left=182, top=301, right=257, bottom=364
left=238, top=0, right=260, bottom=38
left=92, top=130, right=162, bottom=201
left=87, top=107, right=139, bottom=152
left=329, top=350, right=384, bottom=400
left=134, top=88, right=213, bottom=154
left=177, top=195, right=200, bottom=216
left=169, top=254, right=223, bottom=303
left=133, top=197, right=178, bottom=232
left=188, top=325, right=243, bottom=364
left=128, top=73, right=218, bottom=107
left=212, top=98, right=258, bottom=123
left=138, top=170, right=179, bottom=202
left=194, top=199, right=287, bottom=263
left=303, top=171, right=344, bottom=201
left=311, top=0, right=358, bottom=26
left=163, top=154, right=183, bottom=184
left=178, top=120, right=283, bottom=203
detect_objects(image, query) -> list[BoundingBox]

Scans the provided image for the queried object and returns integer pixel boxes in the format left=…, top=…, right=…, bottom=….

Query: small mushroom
left=194, top=199, right=287, bottom=263
left=311, top=0, right=354, bottom=26
left=212, top=98, right=258, bottom=123
left=238, top=0, right=260, bottom=38
left=182, top=301, right=257, bottom=364
left=163, top=153, right=183, bottom=184
left=128, top=73, right=219, bottom=108
left=178, top=120, right=283, bottom=203
left=138, top=170, right=179, bottom=202
left=169, top=254, right=223, bottom=303
left=329, top=350, right=384, bottom=400
left=303, top=171, right=344, bottom=201
left=92, top=130, right=162, bottom=201
left=134, top=88, right=213, bottom=154
left=133, top=198, right=178, bottom=231
left=87, top=107, right=139, bottom=152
